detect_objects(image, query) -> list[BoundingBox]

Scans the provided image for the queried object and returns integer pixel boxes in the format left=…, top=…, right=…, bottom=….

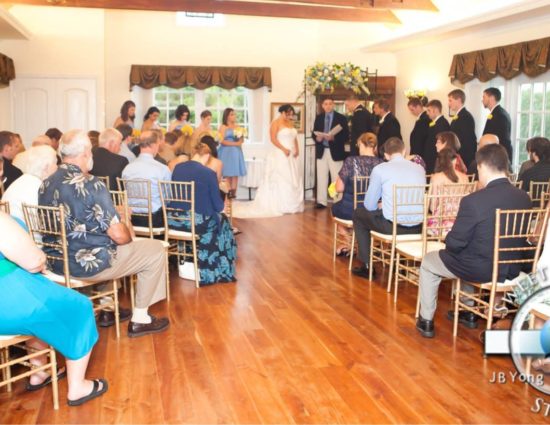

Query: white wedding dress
left=233, top=127, right=304, bottom=218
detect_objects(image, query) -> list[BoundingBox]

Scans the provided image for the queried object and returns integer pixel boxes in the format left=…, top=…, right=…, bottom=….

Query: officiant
left=312, top=97, right=349, bottom=209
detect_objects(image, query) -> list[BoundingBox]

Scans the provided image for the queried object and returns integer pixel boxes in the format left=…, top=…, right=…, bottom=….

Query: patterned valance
left=130, top=65, right=272, bottom=91
left=0, top=53, right=15, bottom=88
left=449, top=36, right=550, bottom=84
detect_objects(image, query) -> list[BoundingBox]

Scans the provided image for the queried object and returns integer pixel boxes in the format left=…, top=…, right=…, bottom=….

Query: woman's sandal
left=67, top=379, right=108, bottom=407
left=26, top=367, right=67, bottom=392
left=336, top=248, right=350, bottom=257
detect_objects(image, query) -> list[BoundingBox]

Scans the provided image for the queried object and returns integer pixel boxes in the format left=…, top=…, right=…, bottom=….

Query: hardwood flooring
left=1, top=202, right=547, bottom=423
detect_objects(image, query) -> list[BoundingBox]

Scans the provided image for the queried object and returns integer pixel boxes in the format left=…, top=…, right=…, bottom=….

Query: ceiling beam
left=372, top=0, right=438, bottom=11
left=241, top=0, right=437, bottom=11
left=12, top=0, right=401, bottom=23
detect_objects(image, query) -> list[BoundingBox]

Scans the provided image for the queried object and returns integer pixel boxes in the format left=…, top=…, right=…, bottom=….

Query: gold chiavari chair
left=512, top=180, right=523, bottom=189
left=22, top=204, right=122, bottom=338
left=541, top=191, right=550, bottom=209
left=331, top=176, right=368, bottom=267
left=0, top=180, right=4, bottom=198
left=453, top=206, right=549, bottom=336
left=0, top=201, right=9, bottom=214
left=466, top=174, right=476, bottom=183
left=0, top=336, right=59, bottom=409
left=393, top=182, right=475, bottom=311
left=529, top=181, right=550, bottom=206
left=369, top=184, right=426, bottom=290
left=159, top=181, right=200, bottom=288
left=96, top=175, right=110, bottom=190
left=508, top=173, right=519, bottom=183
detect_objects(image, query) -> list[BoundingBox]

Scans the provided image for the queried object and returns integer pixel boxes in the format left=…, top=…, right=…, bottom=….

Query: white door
left=11, top=77, right=97, bottom=146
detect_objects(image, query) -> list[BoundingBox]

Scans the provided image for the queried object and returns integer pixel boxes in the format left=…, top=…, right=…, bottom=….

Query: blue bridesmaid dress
left=218, top=128, right=247, bottom=177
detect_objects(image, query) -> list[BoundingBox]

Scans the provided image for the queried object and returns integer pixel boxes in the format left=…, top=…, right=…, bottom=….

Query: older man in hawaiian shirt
left=39, top=130, right=169, bottom=338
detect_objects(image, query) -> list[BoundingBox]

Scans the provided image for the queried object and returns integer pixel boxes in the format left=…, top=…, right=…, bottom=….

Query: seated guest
left=90, top=128, right=129, bottom=191
left=116, top=124, right=137, bottom=163
left=39, top=130, right=169, bottom=337
left=0, top=212, right=107, bottom=406
left=467, top=133, right=500, bottom=178
left=520, top=137, right=550, bottom=192
left=200, top=135, right=223, bottom=182
left=416, top=144, right=531, bottom=338
left=407, top=153, right=426, bottom=170
left=158, top=131, right=177, bottom=164
left=121, top=130, right=171, bottom=228
left=427, top=148, right=469, bottom=236
left=332, top=132, right=383, bottom=256
left=31, top=135, right=54, bottom=148
left=132, top=129, right=168, bottom=165
left=88, top=130, right=100, bottom=148
left=0, top=131, right=23, bottom=190
left=13, top=133, right=25, bottom=153
left=352, top=137, right=426, bottom=278
left=435, top=131, right=467, bottom=173
left=518, top=138, right=536, bottom=178
left=2, top=146, right=58, bottom=221
left=45, top=128, right=63, bottom=151
left=171, top=142, right=237, bottom=285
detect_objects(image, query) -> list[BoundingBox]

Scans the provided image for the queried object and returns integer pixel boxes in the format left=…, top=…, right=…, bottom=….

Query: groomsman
left=345, top=93, right=375, bottom=156
left=312, top=97, right=349, bottom=209
left=482, top=87, right=512, bottom=160
left=448, top=89, right=477, bottom=167
left=407, top=97, right=430, bottom=156
left=373, top=98, right=401, bottom=157
left=423, top=99, right=450, bottom=174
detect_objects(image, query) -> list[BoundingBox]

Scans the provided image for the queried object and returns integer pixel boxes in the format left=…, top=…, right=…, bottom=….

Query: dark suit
left=90, top=147, right=129, bottom=191
left=2, top=159, right=22, bottom=190
left=312, top=111, right=349, bottom=162
left=450, top=107, right=477, bottom=167
left=349, top=104, right=375, bottom=156
left=423, top=116, right=450, bottom=174
left=483, top=105, right=512, bottom=160
left=376, top=112, right=402, bottom=157
left=440, top=178, right=532, bottom=283
left=520, top=161, right=550, bottom=192
left=409, top=111, right=430, bottom=156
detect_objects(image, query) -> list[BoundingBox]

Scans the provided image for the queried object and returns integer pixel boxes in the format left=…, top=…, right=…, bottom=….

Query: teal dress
left=218, top=128, right=247, bottom=177
left=0, top=220, right=98, bottom=360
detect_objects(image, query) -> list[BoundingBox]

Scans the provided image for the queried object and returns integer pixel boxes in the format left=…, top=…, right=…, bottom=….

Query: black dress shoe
left=97, top=307, right=132, bottom=328
left=315, top=203, right=327, bottom=209
left=128, top=315, right=170, bottom=338
left=416, top=316, right=435, bottom=338
left=352, top=265, right=374, bottom=279
left=446, top=310, right=479, bottom=329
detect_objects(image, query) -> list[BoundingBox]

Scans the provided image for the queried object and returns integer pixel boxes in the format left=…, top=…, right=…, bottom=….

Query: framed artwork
left=270, top=102, right=304, bottom=133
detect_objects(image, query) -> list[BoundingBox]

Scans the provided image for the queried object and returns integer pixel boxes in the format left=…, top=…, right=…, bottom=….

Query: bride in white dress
left=232, top=104, right=304, bottom=218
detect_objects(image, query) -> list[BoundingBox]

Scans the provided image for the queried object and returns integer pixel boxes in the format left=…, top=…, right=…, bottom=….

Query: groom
left=312, top=97, right=349, bottom=209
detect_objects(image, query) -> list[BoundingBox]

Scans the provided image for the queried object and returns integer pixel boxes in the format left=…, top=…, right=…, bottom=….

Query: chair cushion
left=132, top=237, right=170, bottom=249
left=395, top=241, right=445, bottom=260
left=333, top=217, right=353, bottom=226
left=371, top=231, right=421, bottom=242
left=167, top=229, right=195, bottom=239
left=133, top=226, right=165, bottom=236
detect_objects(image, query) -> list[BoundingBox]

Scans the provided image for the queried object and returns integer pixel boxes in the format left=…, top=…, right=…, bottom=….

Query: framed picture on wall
left=270, top=102, right=304, bottom=133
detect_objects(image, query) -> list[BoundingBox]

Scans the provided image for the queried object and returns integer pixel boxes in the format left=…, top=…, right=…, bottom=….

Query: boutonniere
left=452, top=115, right=459, bottom=121
left=429, top=121, right=436, bottom=127
left=487, top=114, right=493, bottom=120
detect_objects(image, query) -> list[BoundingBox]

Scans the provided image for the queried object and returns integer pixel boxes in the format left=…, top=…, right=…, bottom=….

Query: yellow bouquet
left=328, top=182, right=338, bottom=199
left=233, top=127, right=248, bottom=139
left=181, top=124, right=194, bottom=137
left=132, top=129, right=141, bottom=138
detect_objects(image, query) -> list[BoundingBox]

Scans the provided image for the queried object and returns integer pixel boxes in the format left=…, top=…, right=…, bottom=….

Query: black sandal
left=336, top=248, right=350, bottom=257
left=67, top=378, right=108, bottom=407
left=26, top=367, right=67, bottom=392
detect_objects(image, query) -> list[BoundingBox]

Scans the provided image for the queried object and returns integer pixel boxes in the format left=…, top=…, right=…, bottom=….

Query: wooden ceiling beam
left=12, top=0, right=401, bottom=23
left=246, top=0, right=437, bottom=11
left=372, top=0, right=438, bottom=11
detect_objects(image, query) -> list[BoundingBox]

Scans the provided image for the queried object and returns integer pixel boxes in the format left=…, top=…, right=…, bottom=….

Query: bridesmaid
left=168, top=104, right=191, bottom=132
left=141, top=107, right=161, bottom=132
left=113, top=100, right=136, bottom=128
left=218, top=108, right=246, bottom=198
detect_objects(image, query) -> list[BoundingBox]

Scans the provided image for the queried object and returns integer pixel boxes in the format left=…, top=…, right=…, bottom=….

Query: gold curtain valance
left=449, top=36, right=550, bottom=84
left=0, top=53, right=15, bottom=88
left=129, top=65, right=272, bottom=91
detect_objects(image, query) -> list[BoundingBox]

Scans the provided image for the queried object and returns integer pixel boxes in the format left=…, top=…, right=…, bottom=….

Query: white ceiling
left=0, top=5, right=29, bottom=39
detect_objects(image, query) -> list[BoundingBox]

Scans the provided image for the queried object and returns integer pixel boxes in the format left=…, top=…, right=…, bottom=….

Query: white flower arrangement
left=304, top=62, right=369, bottom=95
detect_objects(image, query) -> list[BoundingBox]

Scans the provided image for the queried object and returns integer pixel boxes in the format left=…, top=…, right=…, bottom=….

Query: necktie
left=323, top=114, right=330, bottom=147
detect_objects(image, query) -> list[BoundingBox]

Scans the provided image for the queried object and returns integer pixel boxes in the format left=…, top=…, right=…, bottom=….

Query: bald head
left=478, top=133, right=499, bottom=150
left=32, top=135, right=54, bottom=148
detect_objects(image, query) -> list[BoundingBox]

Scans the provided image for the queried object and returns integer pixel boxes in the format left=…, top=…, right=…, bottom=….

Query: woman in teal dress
left=170, top=142, right=237, bottom=285
left=218, top=108, right=246, bottom=198
left=0, top=212, right=107, bottom=406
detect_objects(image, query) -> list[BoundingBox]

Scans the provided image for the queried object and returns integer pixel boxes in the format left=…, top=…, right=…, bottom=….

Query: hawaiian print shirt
left=38, top=163, right=120, bottom=278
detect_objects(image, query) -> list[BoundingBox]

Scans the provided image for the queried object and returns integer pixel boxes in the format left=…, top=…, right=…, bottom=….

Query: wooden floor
left=1, top=202, right=546, bottom=424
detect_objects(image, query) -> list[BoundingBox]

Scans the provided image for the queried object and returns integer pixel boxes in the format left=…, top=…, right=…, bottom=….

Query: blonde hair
left=358, top=132, right=377, bottom=150
left=193, top=142, right=211, bottom=157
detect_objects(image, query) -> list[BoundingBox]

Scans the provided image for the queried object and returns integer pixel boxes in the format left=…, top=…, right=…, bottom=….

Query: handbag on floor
left=178, top=260, right=196, bottom=280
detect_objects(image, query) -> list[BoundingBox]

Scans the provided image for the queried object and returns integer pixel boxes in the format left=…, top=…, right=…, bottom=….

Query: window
left=516, top=81, right=550, bottom=165
left=152, top=86, right=250, bottom=137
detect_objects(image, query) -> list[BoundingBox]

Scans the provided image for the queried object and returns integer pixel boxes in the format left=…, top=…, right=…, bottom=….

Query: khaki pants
left=90, top=239, right=166, bottom=309
left=316, top=149, right=342, bottom=206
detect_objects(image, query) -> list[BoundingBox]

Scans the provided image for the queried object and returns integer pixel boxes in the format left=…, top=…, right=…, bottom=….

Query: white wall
left=394, top=12, right=550, bottom=150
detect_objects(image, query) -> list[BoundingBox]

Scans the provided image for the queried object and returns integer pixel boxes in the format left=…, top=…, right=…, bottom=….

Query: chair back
left=512, top=180, right=523, bottom=189
left=109, top=190, right=130, bottom=226
left=159, top=180, right=196, bottom=241
left=0, top=201, right=9, bottom=214
left=0, top=180, right=3, bottom=198
left=466, top=174, right=476, bottom=183
left=490, top=207, right=550, bottom=284
left=96, top=175, right=110, bottom=190
left=353, top=176, right=369, bottom=209
left=529, top=181, right=550, bottom=205
left=116, top=178, right=154, bottom=233
left=391, top=184, right=427, bottom=235
left=22, top=204, right=71, bottom=287
left=541, top=191, right=550, bottom=209
left=509, top=173, right=519, bottom=183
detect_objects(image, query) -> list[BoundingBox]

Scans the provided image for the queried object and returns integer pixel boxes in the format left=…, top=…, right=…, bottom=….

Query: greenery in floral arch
left=304, top=62, right=370, bottom=95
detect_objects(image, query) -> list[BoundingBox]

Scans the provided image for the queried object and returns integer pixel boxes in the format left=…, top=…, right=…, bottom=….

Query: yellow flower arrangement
left=180, top=124, right=194, bottom=137
left=303, top=62, right=369, bottom=95
left=328, top=182, right=338, bottom=199
left=233, top=127, right=248, bottom=139
left=404, top=89, right=427, bottom=99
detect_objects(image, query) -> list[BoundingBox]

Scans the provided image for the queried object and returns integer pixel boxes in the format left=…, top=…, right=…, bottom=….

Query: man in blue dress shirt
left=352, top=137, right=426, bottom=278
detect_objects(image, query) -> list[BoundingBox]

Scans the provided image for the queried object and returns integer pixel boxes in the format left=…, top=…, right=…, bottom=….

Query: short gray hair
left=23, top=146, right=58, bottom=179
left=59, top=130, right=92, bottom=158
left=99, top=128, right=122, bottom=147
